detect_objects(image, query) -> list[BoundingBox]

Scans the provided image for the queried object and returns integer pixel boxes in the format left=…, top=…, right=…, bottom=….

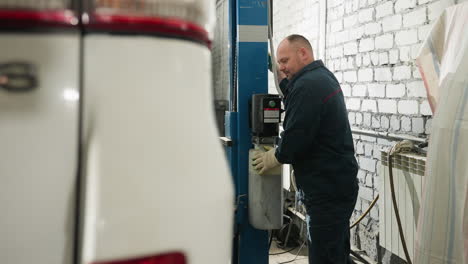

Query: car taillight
left=0, top=0, right=78, bottom=29
left=82, top=0, right=214, bottom=46
left=92, top=252, right=186, bottom=264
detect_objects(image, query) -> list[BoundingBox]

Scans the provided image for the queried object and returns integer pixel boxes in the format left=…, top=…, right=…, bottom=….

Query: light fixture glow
left=63, top=88, right=79, bottom=101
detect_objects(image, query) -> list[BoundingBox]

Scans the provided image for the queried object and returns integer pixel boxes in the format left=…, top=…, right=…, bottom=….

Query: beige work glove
left=251, top=146, right=281, bottom=175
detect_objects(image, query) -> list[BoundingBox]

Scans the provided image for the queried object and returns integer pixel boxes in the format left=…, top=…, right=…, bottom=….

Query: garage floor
left=269, top=240, right=308, bottom=264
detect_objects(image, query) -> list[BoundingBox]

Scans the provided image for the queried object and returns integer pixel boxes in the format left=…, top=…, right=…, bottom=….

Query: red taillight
left=84, top=13, right=210, bottom=47
left=0, top=0, right=213, bottom=46
left=0, top=1, right=78, bottom=29
left=0, top=9, right=78, bottom=28
left=83, top=0, right=213, bottom=46
left=92, top=252, right=186, bottom=264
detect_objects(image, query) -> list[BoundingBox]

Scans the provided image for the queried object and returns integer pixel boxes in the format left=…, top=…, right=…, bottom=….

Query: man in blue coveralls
left=252, top=34, right=359, bottom=263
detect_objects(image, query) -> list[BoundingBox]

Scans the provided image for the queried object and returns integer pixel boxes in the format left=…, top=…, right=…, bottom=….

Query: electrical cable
left=278, top=222, right=307, bottom=264
left=277, top=240, right=306, bottom=263
left=269, top=246, right=299, bottom=256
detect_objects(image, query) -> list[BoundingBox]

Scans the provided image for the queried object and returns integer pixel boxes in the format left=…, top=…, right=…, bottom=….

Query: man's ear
left=298, top=47, right=307, bottom=60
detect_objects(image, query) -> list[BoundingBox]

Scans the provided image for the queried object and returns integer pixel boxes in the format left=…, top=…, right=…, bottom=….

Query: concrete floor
left=269, top=240, right=308, bottom=264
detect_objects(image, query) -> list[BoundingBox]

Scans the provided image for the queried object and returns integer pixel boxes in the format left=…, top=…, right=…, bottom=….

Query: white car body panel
left=0, top=34, right=80, bottom=264
left=80, top=35, right=233, bottom=264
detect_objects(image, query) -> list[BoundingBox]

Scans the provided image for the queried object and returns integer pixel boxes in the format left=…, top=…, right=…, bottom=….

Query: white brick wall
left=331, top=20, right=344, bottom=32
left=389, top=49, right=399, bottom=64
left=379, top=52, right=389, bottom=64
left=375, top=67, right=392, bottom=81
left=393, top=65, right=412, bottom=80
left=398, top=100, right=419, bottom=114
left=362, top=99, right=378, bottom=112
left=376, top=1, right=394, bottom=18
left=399, top=46, right=411, bottom=62
left=381, top=116, right=390, bottom=128
left=382, top=14, right=402, bottom=32
left=420, top=100, right=432, bottom=115
left=359, top=38, right=375, bottom=52
left=378, top=99, right=397, bottom=114
left=418, top=24, right=432, bottom=41
left=353, top=84, right=367, bottom=96
left=358, top=68, right=374, bottom=82
left=342, top=84, right=352, bottom=96
left=347, top=98, right=361, bottom=110
left=403, top=8, right=427, bottom=28
left=375, top=34, right=393, bottom=49
left=395, top=0, right=417, bottom=12
left=359, top=157, right=377, bottom=172
left=359, top=8, right=374, bottom=23
left=413, top=117, right=425, bottom=133
left=407, top=81, right=427, bottom=97
left=391, top=115, right=400, bottom=131
left=344, top=70, right=358, bottom=83
left=386, top=84, right=406, bottom=98
left=402, top=116, right=412, bottom=131
left=368, top=83, right=385, bottom=97
left=365, top=22, right=382, bottom=35
left=344, top=41, right=358, bottom=55
left=395, top=29, right=418, bottom=45
left=344, top=14, right=358, bottom=28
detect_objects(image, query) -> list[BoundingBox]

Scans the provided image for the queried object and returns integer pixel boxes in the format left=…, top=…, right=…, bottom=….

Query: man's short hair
left=286, top=34, right=313, bottom=53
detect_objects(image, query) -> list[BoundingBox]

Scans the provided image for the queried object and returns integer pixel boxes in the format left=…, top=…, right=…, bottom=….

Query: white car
left=0, top=1, right=233, bottom=264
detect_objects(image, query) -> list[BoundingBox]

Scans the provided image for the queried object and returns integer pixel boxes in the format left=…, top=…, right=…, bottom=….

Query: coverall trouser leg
left=303, top=194, right=357, bottom=264
left=307, top=219, right=355, bottom=264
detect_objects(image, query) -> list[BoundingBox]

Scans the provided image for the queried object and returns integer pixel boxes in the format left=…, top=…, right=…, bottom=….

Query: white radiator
left=379, top=150, right=426, bottom=262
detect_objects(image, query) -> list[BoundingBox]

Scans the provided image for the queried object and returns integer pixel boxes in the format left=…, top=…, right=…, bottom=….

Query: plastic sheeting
left=415, top=3, right=468, bottom=263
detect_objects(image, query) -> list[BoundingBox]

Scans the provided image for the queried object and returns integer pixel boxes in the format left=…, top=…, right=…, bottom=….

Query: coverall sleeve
left=275, top=79, right=323, bottom=164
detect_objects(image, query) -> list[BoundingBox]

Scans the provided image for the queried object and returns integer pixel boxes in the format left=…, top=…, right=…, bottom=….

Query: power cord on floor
left=269, top=246, right=299, bottom=256
left=277, top=238, right=307, bottom=264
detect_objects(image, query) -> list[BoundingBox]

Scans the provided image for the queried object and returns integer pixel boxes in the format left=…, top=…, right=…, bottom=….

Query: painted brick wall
left=268, top=0, right=462, bottom=262
left=268, top=0, right=321, bottom=94
left=325, top=1, right=457, bottom=259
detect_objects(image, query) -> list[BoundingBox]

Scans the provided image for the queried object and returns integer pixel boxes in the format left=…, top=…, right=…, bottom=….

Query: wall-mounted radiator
left=379, top=150, right=426, bottom=262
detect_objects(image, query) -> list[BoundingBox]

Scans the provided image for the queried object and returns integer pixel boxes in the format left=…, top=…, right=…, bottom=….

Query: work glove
left=251, top=146, right=282, bottom=176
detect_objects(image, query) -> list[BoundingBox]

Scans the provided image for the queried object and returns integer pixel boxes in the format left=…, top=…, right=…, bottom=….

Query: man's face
left=276, top=40, right=304, bottom=80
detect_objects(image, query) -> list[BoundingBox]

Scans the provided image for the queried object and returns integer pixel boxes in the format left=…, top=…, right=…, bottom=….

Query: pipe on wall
left=351, top=127, right=427, bottom=143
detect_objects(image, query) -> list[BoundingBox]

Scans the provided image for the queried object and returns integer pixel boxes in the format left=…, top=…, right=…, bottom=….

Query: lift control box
left=251, top=94, right=282, bottom=138
left=249, top=93, right=283, bottom=230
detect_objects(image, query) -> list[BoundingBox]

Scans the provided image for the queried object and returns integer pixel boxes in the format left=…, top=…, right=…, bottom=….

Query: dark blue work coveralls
left=275, top=60, right=359, bottom=264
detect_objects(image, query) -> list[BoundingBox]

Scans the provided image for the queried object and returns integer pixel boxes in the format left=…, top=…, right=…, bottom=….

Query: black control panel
left=251, top=94, right=282, bottom=138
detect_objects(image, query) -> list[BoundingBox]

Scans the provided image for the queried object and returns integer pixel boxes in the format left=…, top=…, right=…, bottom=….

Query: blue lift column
left=225, top=0, right=269, bottom=263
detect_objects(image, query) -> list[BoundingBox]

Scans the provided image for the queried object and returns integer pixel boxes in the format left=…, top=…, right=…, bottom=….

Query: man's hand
left=251, top=146, right=281, bottom=175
